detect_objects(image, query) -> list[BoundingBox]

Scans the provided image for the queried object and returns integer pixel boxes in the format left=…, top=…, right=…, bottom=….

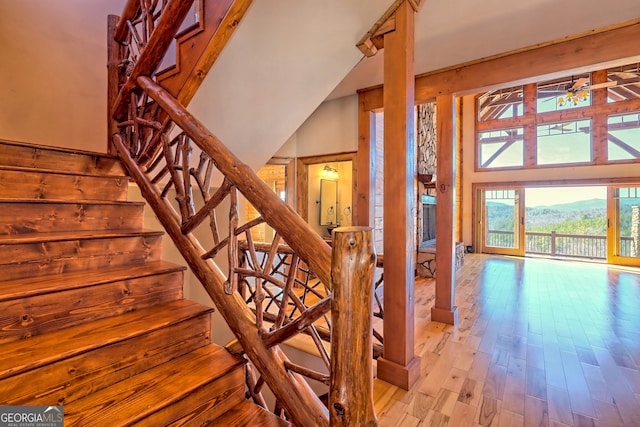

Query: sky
left=525, top=186, right=606, bottom=207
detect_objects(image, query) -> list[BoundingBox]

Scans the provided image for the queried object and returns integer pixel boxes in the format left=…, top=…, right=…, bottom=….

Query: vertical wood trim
left=524, top=84, right=537, bottom=168
left=296, top=159, right=309, bottom=221
left=432, top=94, right=458, bottom=325
left=107, top=15, right=122, bottom=155
left=356, top=93, right=376, bottom=228
left=607, top=186, right=615, bottom=261
left=591, top=69, right=609, bottom=165
left=456, top=97, right=463, bottom=242
left=377, top=0, right=420, bottom=391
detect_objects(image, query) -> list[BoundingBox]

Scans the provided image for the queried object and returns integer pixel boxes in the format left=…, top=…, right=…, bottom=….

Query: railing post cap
left=332, top=226, right=372, bottom=234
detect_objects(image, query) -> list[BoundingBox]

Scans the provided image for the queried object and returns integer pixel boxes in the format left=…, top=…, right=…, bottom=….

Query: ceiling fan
left=568, top=77, right=617, bottom=91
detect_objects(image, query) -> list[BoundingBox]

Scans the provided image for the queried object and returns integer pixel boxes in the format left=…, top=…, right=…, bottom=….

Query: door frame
left=474, top=179, right=640, bottom=265
left=476, top=186, right=525, bottom=256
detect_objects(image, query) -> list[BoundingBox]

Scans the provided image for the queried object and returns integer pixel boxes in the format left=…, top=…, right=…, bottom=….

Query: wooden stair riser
left=210, top=400, right=292, bottom=427
left=0, top=169, right=129, bottom=201
left=0, top=313, right=211, bottom=407
left=65, top=346, right=245, bottom=426
left=0, top=136, right=285, bottom=424
left=0, top=300, right=210, bottom=381
left=0, top=202, right=144, bottom=235
left=0, top=234, right=163, bottom=281
left=133, top=367, right=246, bottom=427
left=0, top=270, right=184, bottom=344
left=0, top=140, right=126, bottom=177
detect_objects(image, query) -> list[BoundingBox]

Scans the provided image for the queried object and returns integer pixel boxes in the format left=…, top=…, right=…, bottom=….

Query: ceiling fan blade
left=570, top=77, right=590, bottom=90
left=583, top=81, right=618, bottom=90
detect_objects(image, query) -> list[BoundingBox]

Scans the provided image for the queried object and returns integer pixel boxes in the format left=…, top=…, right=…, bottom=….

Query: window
left=478, top=128, right=524, bottom=168
left=607, top=112, right=640, bottom=161
left=477, top=86, right=523, bottom=121
left=537, top=73, right=591, bottom=113
left=537, top=120, right=592, bottom=165
left=607, top=64, right=640, bottom=103
left=476, top=63, right=640, bottom=171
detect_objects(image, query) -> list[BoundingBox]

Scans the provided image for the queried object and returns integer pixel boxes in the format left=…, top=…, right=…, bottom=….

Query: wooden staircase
left=0, top=140, right=289, bottom=426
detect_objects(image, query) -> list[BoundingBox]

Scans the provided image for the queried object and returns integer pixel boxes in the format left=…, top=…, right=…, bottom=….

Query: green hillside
left=486, top=198, right=639, bottom=236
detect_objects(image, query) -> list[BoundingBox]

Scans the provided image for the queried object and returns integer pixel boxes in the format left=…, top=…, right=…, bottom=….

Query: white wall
left=289, top=95, right=359, bottom=157
left=0, top=0, right=126, bottom=152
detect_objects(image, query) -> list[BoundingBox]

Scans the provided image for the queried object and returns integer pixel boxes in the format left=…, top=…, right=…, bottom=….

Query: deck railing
left=487, top=230, right=635, bottom=259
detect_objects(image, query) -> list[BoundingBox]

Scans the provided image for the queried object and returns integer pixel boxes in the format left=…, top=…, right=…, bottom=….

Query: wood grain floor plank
left=498, top=409, right=524, bottom=427
left=560, top=351, right=597, bottom=418
left=374, top=254, right=640, bottom=427
left=547, top=386, right=574, bottom=426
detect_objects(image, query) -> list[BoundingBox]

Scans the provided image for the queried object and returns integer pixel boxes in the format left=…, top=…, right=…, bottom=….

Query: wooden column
left=356, top=93, right=376, bottom=228
left=431, top=95, right=458, bottom=325
left=376, top=0, right=421, bottom=391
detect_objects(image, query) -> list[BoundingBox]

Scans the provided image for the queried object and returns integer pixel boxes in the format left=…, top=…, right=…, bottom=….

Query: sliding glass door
left=609, top=186, right=640, bottom=266
left=480, top=188, right=525, bottom=256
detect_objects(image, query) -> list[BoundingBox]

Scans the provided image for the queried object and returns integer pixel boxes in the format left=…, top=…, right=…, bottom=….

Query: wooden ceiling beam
left=358, top=19, right=640, bottom=111
left=357, top=0, right=424, bottom=57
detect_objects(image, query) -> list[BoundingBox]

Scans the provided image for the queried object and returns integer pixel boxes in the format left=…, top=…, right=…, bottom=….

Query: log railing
left=108, top=1, right=377, bottom=426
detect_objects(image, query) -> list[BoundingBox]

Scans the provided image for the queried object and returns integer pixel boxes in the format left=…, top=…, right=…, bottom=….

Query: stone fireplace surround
left=416, top=193, right=464, bottom=278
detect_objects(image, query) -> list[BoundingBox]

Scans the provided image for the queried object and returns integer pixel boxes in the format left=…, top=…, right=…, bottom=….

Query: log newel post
left=330, top=226, right=377, bottom=427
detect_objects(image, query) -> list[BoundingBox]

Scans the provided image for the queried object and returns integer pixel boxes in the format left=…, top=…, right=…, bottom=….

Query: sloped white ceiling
left=328, top=0, right=640, bottom=99
left=188, top=0, right=394, bottom=170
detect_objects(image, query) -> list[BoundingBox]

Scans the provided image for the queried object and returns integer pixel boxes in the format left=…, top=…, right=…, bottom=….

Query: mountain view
left=487, top=198, right=639, bottom=236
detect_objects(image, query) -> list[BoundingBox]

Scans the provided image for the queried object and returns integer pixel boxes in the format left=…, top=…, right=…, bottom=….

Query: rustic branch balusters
left=115, top=84, right=337, bottom=423
left=110, top=2, right=377, bottom=424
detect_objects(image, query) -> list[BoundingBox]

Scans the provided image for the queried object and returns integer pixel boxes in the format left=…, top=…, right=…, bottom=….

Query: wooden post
left=107, top=15, right=122, bottom=155
left=376, top=0, right=421, bottom=390
left=330, top=226, right=377, bottom=427
left=356, top=93, right=376, bottom=229
left=431, top=95, right=458, bottom=325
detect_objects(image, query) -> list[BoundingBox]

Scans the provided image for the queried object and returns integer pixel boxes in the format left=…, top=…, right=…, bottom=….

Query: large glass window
left=478, top=128, right=524, bottom=169
left=607, top=112, right=640, bottom=161
left=477, top=86, right=523, bottom=121
left=537, top=120, right=592, bottom=165
left=537, top=73, right=591, bottom=113
left=476, top=63, right=640, bottom=171
left=607, top=64, right=640, bottom=103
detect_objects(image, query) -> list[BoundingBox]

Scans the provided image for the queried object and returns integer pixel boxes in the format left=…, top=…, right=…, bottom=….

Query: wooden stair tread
left=65, top=345, right=245, bottom=426
left=0, top=300, right=213, bottom=380
left=0, top=228, right=164, bottom=245
left=0, top=139, right=126, bottom=177
left=0, top=139, right=120, bottom=159
left=0, top=198, right=144, bottom=206
left=0, top=164, right=127, bottom=179
left=214, top=400, right=292, bottom=427
left=0, top=260, right=186, bottom=302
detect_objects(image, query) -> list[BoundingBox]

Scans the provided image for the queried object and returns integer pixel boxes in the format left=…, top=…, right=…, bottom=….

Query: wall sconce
left=322, top=164, right=339, bottom=180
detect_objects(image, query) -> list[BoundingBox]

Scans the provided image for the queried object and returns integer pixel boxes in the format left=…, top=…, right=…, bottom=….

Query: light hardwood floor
left=373, top=254, right=640, bottom=427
